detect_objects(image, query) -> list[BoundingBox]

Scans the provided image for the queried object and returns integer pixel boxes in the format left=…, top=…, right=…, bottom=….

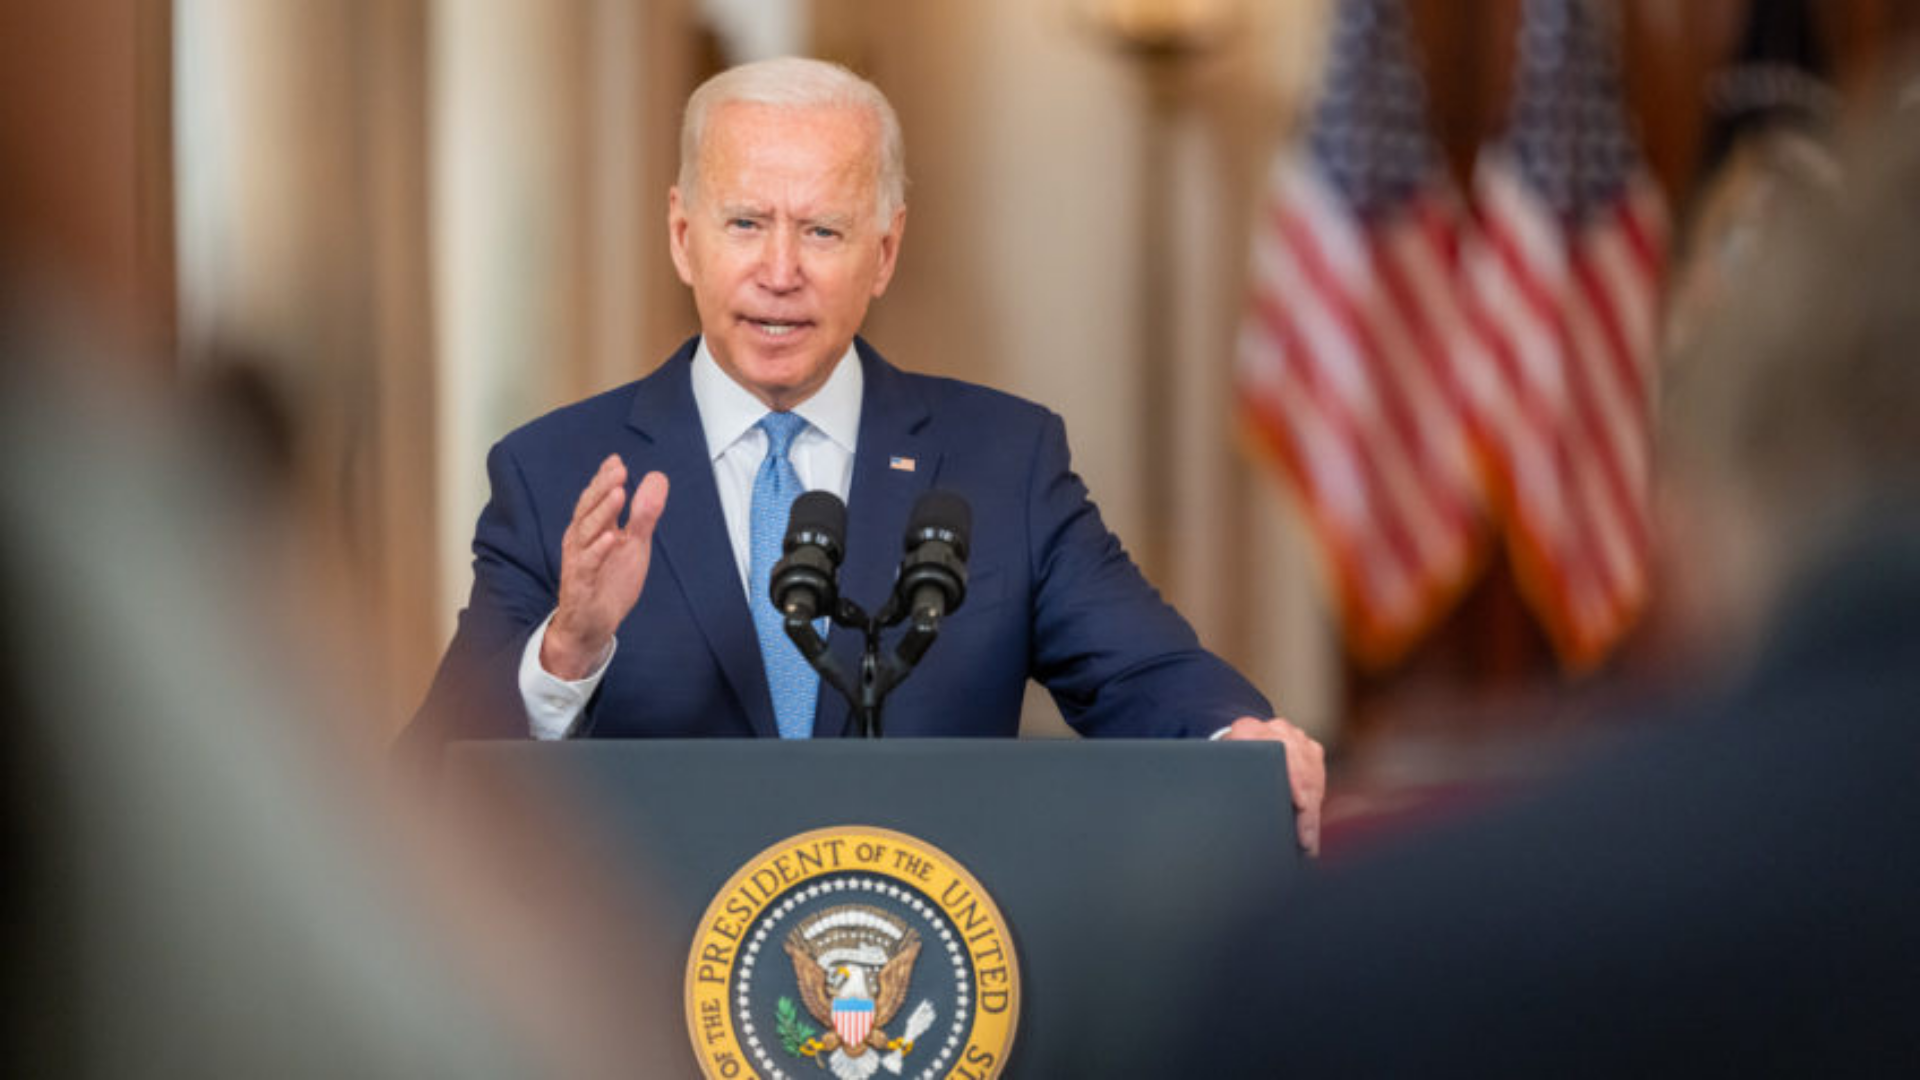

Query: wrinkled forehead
left=690, top=101, right=883, bottom=202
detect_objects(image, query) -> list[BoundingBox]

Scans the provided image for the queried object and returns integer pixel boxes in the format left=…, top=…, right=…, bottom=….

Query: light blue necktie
left=749, top=411, right=819, bottom=739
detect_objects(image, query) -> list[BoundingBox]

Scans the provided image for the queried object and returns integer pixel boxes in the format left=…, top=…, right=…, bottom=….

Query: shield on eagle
left=832, top=996, right=875, bottom=1046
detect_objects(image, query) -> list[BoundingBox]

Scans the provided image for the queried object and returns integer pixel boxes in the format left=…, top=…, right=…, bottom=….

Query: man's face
left=669, top=101, right=905, bottom=410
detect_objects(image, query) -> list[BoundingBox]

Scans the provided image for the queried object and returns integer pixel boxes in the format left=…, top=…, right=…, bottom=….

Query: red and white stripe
left=1461, top=152, right=1667, bottom=668
left=832, top=1002, right=873, bottom=1047
left=1239, top=159, right=1486, bottom=665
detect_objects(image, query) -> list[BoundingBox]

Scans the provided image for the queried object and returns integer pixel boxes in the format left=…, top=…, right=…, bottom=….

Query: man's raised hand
left=541, top=454, right=669, bottom=679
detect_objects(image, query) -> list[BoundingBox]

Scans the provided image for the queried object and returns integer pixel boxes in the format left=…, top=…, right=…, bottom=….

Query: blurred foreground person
left=0, top=308, right=672, bottom=1077
left=1154, top=101, right=1920, bottom=1076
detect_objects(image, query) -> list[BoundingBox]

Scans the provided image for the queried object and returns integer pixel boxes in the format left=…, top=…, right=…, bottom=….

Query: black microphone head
left=903, top=489, right=971, bottom=560
left=785, top=490, right=847, bottom=563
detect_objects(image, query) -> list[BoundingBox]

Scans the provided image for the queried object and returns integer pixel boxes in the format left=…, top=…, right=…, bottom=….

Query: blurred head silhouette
left=1659, top=88, right=1920, bottom=667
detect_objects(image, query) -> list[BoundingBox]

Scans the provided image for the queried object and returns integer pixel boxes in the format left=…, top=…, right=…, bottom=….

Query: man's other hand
left=1223, top=716, right=1327, bottom=857
left=541, top=455, right=669, bottom=679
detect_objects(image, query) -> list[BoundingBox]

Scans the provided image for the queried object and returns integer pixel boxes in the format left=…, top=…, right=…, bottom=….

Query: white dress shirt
left=519, top=339, right=862, bottom=739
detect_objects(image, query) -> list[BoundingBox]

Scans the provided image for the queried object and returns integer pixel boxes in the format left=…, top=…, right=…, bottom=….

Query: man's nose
left=757, top=227, right=803, bottom=292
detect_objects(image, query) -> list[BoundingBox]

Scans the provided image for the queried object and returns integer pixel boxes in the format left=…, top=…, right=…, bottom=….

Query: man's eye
left=727, top=218, right=758, bottom=231
left=808, top=227, right=841, bottom=241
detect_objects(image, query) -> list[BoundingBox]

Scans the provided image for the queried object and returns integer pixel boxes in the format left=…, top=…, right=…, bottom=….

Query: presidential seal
left=686, top=826, right=1019, bottom=1080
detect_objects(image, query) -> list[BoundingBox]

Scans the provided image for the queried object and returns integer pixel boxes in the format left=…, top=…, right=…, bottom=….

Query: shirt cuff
left=518, top=611, right=616, bottom=740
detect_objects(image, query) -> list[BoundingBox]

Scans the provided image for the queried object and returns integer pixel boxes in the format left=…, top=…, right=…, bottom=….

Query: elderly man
left=406, top=57, right=1324, bottom=852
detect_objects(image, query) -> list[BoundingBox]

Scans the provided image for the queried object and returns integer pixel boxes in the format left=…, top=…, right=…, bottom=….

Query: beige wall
left=841, top=0, right=1341, bottom=734
left=175, top=0, right=442, bottom=733
left=430, top=0, right=697, bottom=629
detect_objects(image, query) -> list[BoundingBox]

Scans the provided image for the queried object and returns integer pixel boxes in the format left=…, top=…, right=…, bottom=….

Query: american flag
left=1238, top=0, right=1486, bottom=666
left=1460, top=0, right=1668, bottom=670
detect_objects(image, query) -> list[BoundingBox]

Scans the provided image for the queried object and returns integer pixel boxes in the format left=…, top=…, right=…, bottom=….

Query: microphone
left=772, top=489, right=969, bottom=739
left=892, top=489, right=971, bottom=627
left=771, top=491, right=846, bottom=622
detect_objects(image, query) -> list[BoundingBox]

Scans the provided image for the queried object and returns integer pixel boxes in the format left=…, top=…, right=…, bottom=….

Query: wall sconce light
left=1075, top=0, right=1240, bottom=64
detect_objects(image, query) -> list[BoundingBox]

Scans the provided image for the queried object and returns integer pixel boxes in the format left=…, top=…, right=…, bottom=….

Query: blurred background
left=3, top=0, right=1917, bottom=842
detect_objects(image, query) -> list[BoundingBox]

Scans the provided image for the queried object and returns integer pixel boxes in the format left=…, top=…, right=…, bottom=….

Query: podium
left=445, top=739, right=1303, bottom=1077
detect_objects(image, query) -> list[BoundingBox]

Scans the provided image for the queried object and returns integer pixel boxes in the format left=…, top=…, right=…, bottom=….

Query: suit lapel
left=819, top=340, right=939, bottom=736
left=628, top=343, right=780, bottom=738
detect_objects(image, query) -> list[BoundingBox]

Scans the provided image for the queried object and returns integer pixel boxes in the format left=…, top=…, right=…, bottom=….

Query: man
left=404, top=58, right=1325, bottom=851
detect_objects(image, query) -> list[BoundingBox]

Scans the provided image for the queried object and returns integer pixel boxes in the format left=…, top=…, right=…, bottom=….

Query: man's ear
left=871, top=206, right=907, bottom=298
left=668, top=186, right=695, bottom=286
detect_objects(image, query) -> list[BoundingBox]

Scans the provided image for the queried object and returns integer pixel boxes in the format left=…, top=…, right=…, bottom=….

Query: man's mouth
left=746, top=318, right=809, bottom=338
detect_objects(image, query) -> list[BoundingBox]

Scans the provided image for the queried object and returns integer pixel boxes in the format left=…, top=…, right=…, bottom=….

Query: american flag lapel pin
left=889, top=455, right=916, bottom=473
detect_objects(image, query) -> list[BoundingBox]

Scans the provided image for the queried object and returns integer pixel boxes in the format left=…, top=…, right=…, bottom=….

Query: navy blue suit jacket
left=405, top=338, right=1268, bottom=744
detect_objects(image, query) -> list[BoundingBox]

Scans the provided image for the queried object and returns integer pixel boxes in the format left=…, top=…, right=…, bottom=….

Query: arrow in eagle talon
left=880, top=1001, right=937, bottom=1074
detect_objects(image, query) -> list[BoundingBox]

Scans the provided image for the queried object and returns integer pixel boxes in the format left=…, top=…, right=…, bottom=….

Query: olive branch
left=777, top=996, right=821, bottom=1059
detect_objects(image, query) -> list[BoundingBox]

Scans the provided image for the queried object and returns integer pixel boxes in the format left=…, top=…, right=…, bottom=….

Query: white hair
left=678, top=57, right=906, bottom=226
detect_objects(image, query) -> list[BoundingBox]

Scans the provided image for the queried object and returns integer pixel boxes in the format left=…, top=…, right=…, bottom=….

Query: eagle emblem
left=685, top=828, right=1018, bottom=1080
left=783, top=904, right=935, bottom=1076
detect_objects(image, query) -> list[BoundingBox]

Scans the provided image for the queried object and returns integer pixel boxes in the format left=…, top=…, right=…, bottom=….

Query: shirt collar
left=690, top=338, right=864, bottom=460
